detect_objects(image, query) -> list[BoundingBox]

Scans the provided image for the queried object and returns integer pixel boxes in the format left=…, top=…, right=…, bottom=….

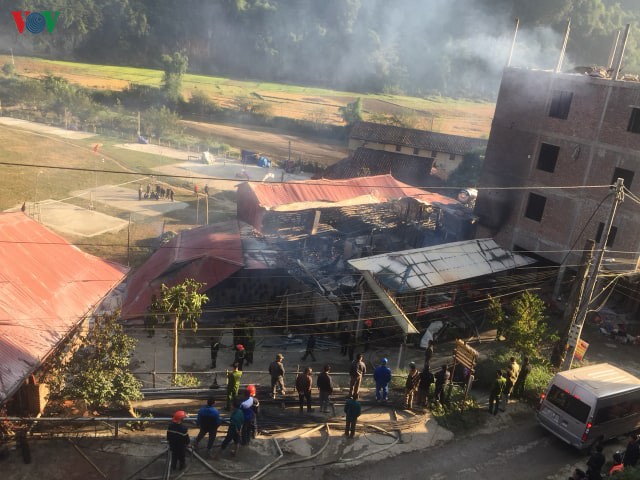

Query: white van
left=537, top=363, right=640, bottom=450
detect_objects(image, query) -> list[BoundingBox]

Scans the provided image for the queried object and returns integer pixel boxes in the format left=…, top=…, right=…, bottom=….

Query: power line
left=0, top=160, right=615, bottom=192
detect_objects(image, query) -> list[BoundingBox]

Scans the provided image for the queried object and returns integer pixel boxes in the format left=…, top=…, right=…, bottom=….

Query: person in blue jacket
left=194, top=398, right=221, bottom=454
left=373, top=358, right=392, bottom=402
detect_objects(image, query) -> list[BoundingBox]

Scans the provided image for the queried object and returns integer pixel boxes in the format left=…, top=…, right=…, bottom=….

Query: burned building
left=475, top=67, right=640, bottom=271
left=122, top=177, right=480, bottom=332
left=236, top=174, right=475, bottom=247
left=348, top=121, right=487, bottom=181
left=321, top=147, right=437, bottom=188
left=347, top=239, right=535, bottom=340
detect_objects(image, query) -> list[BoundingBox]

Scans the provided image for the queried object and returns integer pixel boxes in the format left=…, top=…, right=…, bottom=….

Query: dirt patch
left=0, top=118, right=96, bottom=139
left=182, top=121, right=348, bottom=167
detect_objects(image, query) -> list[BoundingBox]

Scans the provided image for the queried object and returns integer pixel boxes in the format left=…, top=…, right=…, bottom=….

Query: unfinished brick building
left=475, top=67, right=640, bottom=271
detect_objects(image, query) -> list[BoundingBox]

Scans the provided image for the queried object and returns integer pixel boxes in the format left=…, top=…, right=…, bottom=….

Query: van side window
left=595, top=399, right=640, bottom=424
left=547, top=385, right=591, bottom=423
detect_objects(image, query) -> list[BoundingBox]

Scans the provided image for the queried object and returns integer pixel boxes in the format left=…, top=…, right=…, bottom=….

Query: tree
left=486, top=295, right=506, bottom=341
left=143, top=105, right=180, bottom=137
left=160, top=51, right=188, bottom=102
left=150, top=279, right=209, bottom=383
left=339, top=97, right=363, bottom=125
left=188, top=89, right=220, bottom=116
left=504, top=291, right=550, bottom=360
left=62, top=312, right=142, bottom=411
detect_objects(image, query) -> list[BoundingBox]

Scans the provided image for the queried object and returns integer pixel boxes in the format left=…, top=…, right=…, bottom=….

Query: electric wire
left=0, top=160, right=615, bottom=192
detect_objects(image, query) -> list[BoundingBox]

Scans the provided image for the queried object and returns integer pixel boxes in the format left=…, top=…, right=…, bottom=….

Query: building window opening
left=628, top=108, right=640, bottom=134
left=549, top=90, right=573, bottom=119
left=524, top=193, right=546, bottom=222
left=611, top=167, right=634, bottom=188
left=595, top=222, right=618, bottom=248
left=449, top=153, right=456, bottom=161
left=413, top=147, right=419, bottom=155
left=537, top=143, right=560, bottom=173
left=395, top=145, right=402, bottom=152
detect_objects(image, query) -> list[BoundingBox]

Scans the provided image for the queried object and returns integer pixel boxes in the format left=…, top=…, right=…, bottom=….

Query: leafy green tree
left=160, top=51, right=189, bottom=102
left=504, top=291, right=550, bottom=360
left=339, top=97, right=363, bottom=125
left=188, top=89, right=220, bottom=116
left=62, top=312, right=142, bottom=411
left=143, top=106, right=180, bottom=137
left=486, top=295, right=507, bottom=341
left=149, top=279, right=209, bottom=383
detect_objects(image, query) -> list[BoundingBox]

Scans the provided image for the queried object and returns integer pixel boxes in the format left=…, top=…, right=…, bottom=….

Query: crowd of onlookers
left=569, top=434, right=639, bottom=479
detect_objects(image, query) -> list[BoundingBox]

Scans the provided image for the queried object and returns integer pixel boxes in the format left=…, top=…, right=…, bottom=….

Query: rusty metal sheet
left=0, top=213, right=127, bottom=404
left=121, top=221, right=244, bottom=320
left=239, top=174, right=459, bottom=211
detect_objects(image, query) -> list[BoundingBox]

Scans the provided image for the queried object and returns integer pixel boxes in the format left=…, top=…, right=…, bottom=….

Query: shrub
left=62, top=313, right=143, bottom=411
left=431, top=384, right=483, bottom=433
left=172, top=373, right=201, bottom=388
left=187, top=89, right=220, bottom=116
left=615, top=467, right=640, bottom=479
left=2, top=63, right=15, bottom=76
left=475, top=348, right=555, bottom=404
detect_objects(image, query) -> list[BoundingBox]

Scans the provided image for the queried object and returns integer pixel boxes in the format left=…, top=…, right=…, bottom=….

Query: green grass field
left=0, top=123, right=237, bottom=264
left=1, top=55, right=494, bottom=137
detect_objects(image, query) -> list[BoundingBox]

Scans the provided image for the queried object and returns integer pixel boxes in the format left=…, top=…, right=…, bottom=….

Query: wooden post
left=196, top=193, right=200, bottom=224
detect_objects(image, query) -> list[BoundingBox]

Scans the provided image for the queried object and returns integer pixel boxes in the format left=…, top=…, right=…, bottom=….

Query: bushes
left=615, top=467, right=640, bottom=479
left=172, top=373, right=201, bottom=388
left=475, top=348, right=555, bottom=404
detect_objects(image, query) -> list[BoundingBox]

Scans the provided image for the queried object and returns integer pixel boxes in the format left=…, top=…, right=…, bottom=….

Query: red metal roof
left=240, top=174, right=458, bottom=210
left=121, top=221, right=244, bottom=320
left=0, top=213, right=127, bottom=404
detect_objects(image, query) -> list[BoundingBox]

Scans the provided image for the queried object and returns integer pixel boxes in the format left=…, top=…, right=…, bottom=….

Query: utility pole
left=205, top=194, right=209, bottom=225
left=562, top=178, right=625, bottom=370
left=127, top=214, right=132, bottom=267
left=554, top=239, right=595, bottom=368
left=506, top=18, right=519, bottom=67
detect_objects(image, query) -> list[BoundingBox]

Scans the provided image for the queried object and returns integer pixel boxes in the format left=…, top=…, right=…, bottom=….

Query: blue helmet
left=381, top=358, right=388, bottom=364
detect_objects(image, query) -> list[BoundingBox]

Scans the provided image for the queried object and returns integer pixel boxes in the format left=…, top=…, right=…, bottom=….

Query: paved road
left=303, top=409, right=626, bottom=480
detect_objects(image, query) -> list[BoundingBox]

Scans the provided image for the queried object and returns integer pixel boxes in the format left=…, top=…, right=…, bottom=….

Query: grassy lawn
left=1, top=55, right=494, bottom=137
left=0, top=124, right=237, bottom=264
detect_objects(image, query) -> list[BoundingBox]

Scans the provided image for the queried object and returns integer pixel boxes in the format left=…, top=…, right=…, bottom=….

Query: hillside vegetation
left=0, top=55, right=494, bottom=138
left=2, top=0, right=639, bottom=99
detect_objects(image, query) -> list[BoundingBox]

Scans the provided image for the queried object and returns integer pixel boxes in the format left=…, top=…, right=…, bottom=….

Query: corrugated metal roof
left=350, top=121, right=487, bottom=155
left=121, top=221, right=244, bottom=319
left=347, top=238, right=534, bottom=293
left=240, top=174, right=459, bottom=212
left=0, top=213, right=127, bottom=404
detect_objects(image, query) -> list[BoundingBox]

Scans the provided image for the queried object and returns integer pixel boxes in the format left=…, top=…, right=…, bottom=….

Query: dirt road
left=182, top=120, right=348, bottom=166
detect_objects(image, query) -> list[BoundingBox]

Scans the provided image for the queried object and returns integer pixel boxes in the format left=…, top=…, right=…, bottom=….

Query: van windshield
left=547, top=385, right=591, bottom=423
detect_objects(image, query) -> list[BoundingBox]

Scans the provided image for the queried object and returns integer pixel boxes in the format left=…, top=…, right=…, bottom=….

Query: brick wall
left=477, top=67, right=640, bottom=266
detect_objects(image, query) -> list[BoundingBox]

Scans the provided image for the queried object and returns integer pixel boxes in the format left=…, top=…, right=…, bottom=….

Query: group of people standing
left=166, top=385, right=260, bottom=471
left=138, top=183, right=174, bottom=201
left=488, top=356, right=532, bottom=415
left=571, top=434, right=640, bottom=479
